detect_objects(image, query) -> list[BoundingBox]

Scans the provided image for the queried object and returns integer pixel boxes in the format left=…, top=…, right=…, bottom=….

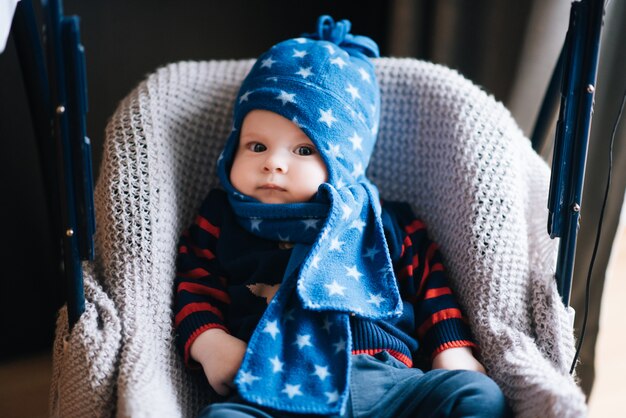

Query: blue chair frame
left=11, top=0, right=94, bottom=328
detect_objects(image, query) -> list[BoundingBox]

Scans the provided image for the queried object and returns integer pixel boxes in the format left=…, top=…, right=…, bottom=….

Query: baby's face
left=230, top=110, right=328, bottom=204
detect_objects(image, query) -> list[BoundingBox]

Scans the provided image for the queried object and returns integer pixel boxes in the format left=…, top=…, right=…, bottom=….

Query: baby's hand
left=190, top=328, right=248, bottom=396
left=431, top=346, right=486, bottom=374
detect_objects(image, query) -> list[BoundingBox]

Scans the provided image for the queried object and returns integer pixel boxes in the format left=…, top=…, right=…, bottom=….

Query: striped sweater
left=174, top=189, right=475, bottom=369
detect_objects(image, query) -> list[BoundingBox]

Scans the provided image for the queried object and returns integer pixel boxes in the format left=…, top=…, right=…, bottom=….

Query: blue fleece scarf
left=217, top=16, right=402, bottom=414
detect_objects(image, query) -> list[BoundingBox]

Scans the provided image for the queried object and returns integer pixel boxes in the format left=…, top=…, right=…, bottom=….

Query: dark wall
left=0, top=1, right=390, bottom=360
left=65, top=0, right=391, bottom=174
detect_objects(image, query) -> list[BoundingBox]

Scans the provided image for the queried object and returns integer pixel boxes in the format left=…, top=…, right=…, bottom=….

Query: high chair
left=48, top=57, right=587, bottom=417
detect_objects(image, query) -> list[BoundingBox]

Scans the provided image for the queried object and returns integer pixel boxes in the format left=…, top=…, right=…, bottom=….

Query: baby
left=174, top=15, right=509, bottom=418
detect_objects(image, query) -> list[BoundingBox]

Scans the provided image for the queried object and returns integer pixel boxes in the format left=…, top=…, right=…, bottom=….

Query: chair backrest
left=50, top=58, right=586, bottom=418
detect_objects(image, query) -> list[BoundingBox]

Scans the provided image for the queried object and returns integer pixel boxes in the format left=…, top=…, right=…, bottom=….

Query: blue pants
left=199, top=351, right=511, bottom=418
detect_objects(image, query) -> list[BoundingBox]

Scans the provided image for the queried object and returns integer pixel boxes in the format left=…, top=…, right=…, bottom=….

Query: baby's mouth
left=259, top=183, right=286, bottom=192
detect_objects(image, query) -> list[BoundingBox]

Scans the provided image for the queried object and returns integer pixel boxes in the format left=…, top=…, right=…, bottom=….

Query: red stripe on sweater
left=398, top=264, right=413, bottom=281
left=431, top=263, right=444, bottom=272
left=399, top=235, right=412, bottom=258
left=175, top=302, right=223, bottom=328
left=404, top=219, right=426, bottom=235
left=179, top=245, right=189, bottom=254
left=417, top=308, right=464, bottom=337
left=431, top=340, right=478, bottom=360
left=195, top=215, right=220, bottom=238
left=417, top=243, right=440, bottom=295
left=190, top=244, right=216, bottom=260
left=351, top=349, right=413, bottom=368
left=426, top=242, right=439, bottom=260
left=177, top=282, right=231, bottom=304
left=184, top=324, right=229, bottom=367
left=424, top=287, right=452, bottom=300
left=417, top=259, right=430, bottom=296
left=178, top=267, right=210, bottom=279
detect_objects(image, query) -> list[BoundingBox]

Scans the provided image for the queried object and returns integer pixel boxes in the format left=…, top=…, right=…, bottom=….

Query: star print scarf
left=216, top=16, right=402, bottom=415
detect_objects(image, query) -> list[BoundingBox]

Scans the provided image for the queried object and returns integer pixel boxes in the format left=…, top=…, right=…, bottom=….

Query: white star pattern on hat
left=292, top=49, right=308, bottom=58
left=261, top=57, right=276, bottom=68
left=296, top=66, right=313, bottom=79
left=348, top=132, right=363, bottom=151
left=341, top=204, right=353, bottom=220
left=358, top=67, right=371, bottom=83
left=345, top=84, right=361, bottom=100
left=291, top=116, right=303, bottom=128
left=351, top=162, right=365, bottom=178
left=276, top=91, right=296, bottom=105
left=319, top=108, right=337, bottom=127
left=371, top=121, right=379, bottom=135
left=239, top=90, right=253, bottom=103
left=330, top=56, right=347, bottom=69
left=326, top=144, right=343, bottom=159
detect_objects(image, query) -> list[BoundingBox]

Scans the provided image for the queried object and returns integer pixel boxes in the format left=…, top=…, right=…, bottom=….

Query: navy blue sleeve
left=174, top=189, right=231, bottom=367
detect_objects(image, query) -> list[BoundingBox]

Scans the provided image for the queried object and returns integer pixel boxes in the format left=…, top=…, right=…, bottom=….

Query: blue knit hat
left=218, top=15, right=381, bottom=189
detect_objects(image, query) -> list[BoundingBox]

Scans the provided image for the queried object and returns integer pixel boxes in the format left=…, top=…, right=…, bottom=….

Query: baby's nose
left=263, top=154, right=288, bottom=173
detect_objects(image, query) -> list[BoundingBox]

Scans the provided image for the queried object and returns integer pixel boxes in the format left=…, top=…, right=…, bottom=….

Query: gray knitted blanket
left=49, top=58, right=587, bottom=417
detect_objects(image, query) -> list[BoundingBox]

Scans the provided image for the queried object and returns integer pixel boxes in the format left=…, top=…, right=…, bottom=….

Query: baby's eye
left=250, top=143, right=266, bottom=152
left=296, top=146, right=315, bottom=156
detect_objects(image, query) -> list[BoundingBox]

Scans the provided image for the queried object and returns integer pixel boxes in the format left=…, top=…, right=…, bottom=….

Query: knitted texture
left=50, top=58, right=586, bottom=417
